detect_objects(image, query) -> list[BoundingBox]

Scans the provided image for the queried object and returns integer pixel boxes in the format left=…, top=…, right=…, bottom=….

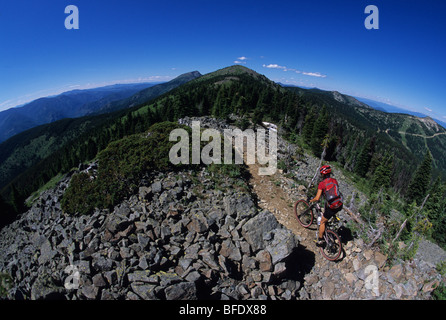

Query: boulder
left=241, top=210, right=278, bottom=252
left=165, top=282, right=197, bottom=300
left=265, top=228, right=298, bottom=265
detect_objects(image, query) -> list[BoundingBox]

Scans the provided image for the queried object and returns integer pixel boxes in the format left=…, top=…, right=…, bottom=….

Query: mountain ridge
left=0, top=71, right=203, bottom=143
left=281, top=83, right=446, bottom=130
left=0, top=83, right=156, bottom=143
left=0, top=71, right=202, bottom=193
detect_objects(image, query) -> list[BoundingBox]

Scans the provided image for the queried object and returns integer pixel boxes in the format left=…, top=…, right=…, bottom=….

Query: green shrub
left=0, top=273, right=13, bottom=298
left=61, top=122, right=190, bottom=215
left=432, top=283, right=446, bottom=300
left=60, top=172, right=99, bottom=215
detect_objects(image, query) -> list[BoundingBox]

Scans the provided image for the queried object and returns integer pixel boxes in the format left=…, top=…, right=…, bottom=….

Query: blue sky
left=0, top=0, right=445, bottom=121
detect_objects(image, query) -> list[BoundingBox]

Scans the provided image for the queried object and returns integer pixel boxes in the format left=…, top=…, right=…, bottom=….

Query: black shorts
left=324, top=203, right=343, bottom=220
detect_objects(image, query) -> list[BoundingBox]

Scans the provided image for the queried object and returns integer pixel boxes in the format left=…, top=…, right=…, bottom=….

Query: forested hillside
left=0, top=83, right=156, bottom=143
left=0, top=72, right=202, bottom=194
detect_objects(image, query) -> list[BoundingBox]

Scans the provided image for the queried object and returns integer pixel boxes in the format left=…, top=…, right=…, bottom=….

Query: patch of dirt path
left=245, top=161, right=326, bottom=266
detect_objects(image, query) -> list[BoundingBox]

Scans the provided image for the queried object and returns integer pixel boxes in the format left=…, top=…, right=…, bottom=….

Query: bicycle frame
left=294, top=198, right=343, bottom=261
left=313, top=203, right=340, bottom=231
left=313, top=203, right=343, bottom=260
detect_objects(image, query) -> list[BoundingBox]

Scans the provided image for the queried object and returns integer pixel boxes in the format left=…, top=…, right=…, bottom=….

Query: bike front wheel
left=294, top=199, right=314, bottom=228
left=320, top=229, right=342, bottom=261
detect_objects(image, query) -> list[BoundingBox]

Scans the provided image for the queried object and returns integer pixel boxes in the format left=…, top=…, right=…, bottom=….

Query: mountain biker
left=309, top=165, right=343, bottom=246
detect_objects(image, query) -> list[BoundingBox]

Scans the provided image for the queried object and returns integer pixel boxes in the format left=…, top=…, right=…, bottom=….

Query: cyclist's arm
left=310, top=189, right=323, bottom=203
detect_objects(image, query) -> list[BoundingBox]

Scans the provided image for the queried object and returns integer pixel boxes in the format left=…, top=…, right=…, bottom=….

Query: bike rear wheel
left=294, top=199, right=314, bottom=228
left=320, top=229, right=342, bottom=261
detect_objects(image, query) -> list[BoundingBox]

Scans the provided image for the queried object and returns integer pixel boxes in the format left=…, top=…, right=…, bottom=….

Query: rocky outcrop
left=0, top=168, right=301, bottom=300
left=298, top=238, right=443, bottom=300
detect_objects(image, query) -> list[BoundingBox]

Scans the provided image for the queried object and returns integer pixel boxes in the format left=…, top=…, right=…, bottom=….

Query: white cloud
left=425, top=107, right=433, bottom=112
left=263, top=64, right=287, bottom=70
left=234, top=56, right=249, bottom=64
left=263, top=63, right=326, bottom=78
left=302, top=71, right=327, bottom=78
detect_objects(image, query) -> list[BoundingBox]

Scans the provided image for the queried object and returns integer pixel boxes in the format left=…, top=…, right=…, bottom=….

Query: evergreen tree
left=355, top=138, right=375, bottom=177
left=371, top=152, right=394, bottom=190
left=9, top=184, right=23, bottom=214
left=302, top=108, right=316, bottom=143
left=425, top=178, right=446, bottom=247
left=252, top=108, right=263, bottom=127
left=212, top=87, right=224, bottom=117
left=407, top=150, right=433, bottom=204
left=310, top=106, right=328, bottom=157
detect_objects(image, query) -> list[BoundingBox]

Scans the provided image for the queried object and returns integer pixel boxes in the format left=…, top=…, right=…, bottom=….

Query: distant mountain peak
left=203, top=65, right=262, bottom=78
left=175, top=71, right=202, bottom=80
left=331, top=91, right=371, bottom=109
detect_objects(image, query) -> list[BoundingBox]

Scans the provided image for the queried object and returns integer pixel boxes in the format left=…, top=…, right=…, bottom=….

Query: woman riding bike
left=309, top=165, right=343, bottom=246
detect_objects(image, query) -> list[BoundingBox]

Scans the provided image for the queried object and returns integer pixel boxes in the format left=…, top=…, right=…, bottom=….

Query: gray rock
left=187, top=211, right=208, bottom=234
left=92, top=256, right=113, bottom=272
left=127, top=271, right=157, bottom=283
left=74, top=260, right=91, bottom=275
left=158, top=272, right=183, bottom=287
left=151, top=181, right=162, bottom=193
left=235, top=194, right=255, bottom=219
left=30, top=275, right=65, bottom=300
left=165, top=282, right=197, bottom=300
left=104, top=270, right=118, bottom=286
left=241, top=210, right=279, bottom=252
left=92, top=273, right=107, bottom=288
left=265, top=228, right=298, bottom=264
left=137, top=234, right=150, bottom=250
left=38, top=239, right=57, bottom=265
left=139, top=186, right=152, bottom=200
left=131, top=283, right=158, bottom=300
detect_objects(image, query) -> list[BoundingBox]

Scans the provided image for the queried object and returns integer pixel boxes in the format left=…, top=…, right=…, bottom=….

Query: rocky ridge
left=0, top=116, right=444, bottom=300
left=0, top=167, right=300, bottom=300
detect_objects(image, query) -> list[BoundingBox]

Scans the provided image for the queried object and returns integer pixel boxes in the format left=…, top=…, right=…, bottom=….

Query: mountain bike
left=294, top=199, right=343, bottom=261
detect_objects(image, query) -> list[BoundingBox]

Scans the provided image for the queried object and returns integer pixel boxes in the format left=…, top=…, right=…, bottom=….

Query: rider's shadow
left=338, top=226, right=354, bottom=245
left=282, top=245, right=315, bottom=283
left=336, top=226, right=355, bottom=262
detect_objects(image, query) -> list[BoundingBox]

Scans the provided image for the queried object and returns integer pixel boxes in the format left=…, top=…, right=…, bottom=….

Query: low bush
left=62, top=122, right=190, bottom=215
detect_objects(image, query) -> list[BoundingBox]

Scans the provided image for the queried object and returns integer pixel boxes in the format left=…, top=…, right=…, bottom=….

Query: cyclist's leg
left=318, top=215, right=328, bottom=240
left=320, top=204, right=335, bottom=239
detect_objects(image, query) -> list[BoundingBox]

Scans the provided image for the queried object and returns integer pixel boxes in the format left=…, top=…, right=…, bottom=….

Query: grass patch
left=25, top=173, right=64, bottom=207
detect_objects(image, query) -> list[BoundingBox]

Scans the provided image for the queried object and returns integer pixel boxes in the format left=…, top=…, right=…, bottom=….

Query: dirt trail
left=242, top=152, right=444, bottom=300
left=245, top=161, right=327, bottom=266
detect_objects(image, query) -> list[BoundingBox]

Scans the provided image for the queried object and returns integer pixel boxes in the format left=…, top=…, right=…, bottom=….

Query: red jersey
left=318, top=177, right=343, bottom=209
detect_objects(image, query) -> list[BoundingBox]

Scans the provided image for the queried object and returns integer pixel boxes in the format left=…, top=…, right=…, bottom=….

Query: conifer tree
left=407, top=150, right=433, bottom=204
left=9, top=184, right=23, bottom=214
left=372, top=152, right=394, bottom=190
left=302, top=109, right=316, bottom=144
left=310, top=106, right=328, bottom=157
left=425, top=178, right=446, bottom=247
left=355, top=138, right=375, bottom=177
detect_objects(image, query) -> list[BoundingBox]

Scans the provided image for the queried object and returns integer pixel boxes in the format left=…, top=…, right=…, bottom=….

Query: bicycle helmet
left=320, top=165, right=331, bottom=175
